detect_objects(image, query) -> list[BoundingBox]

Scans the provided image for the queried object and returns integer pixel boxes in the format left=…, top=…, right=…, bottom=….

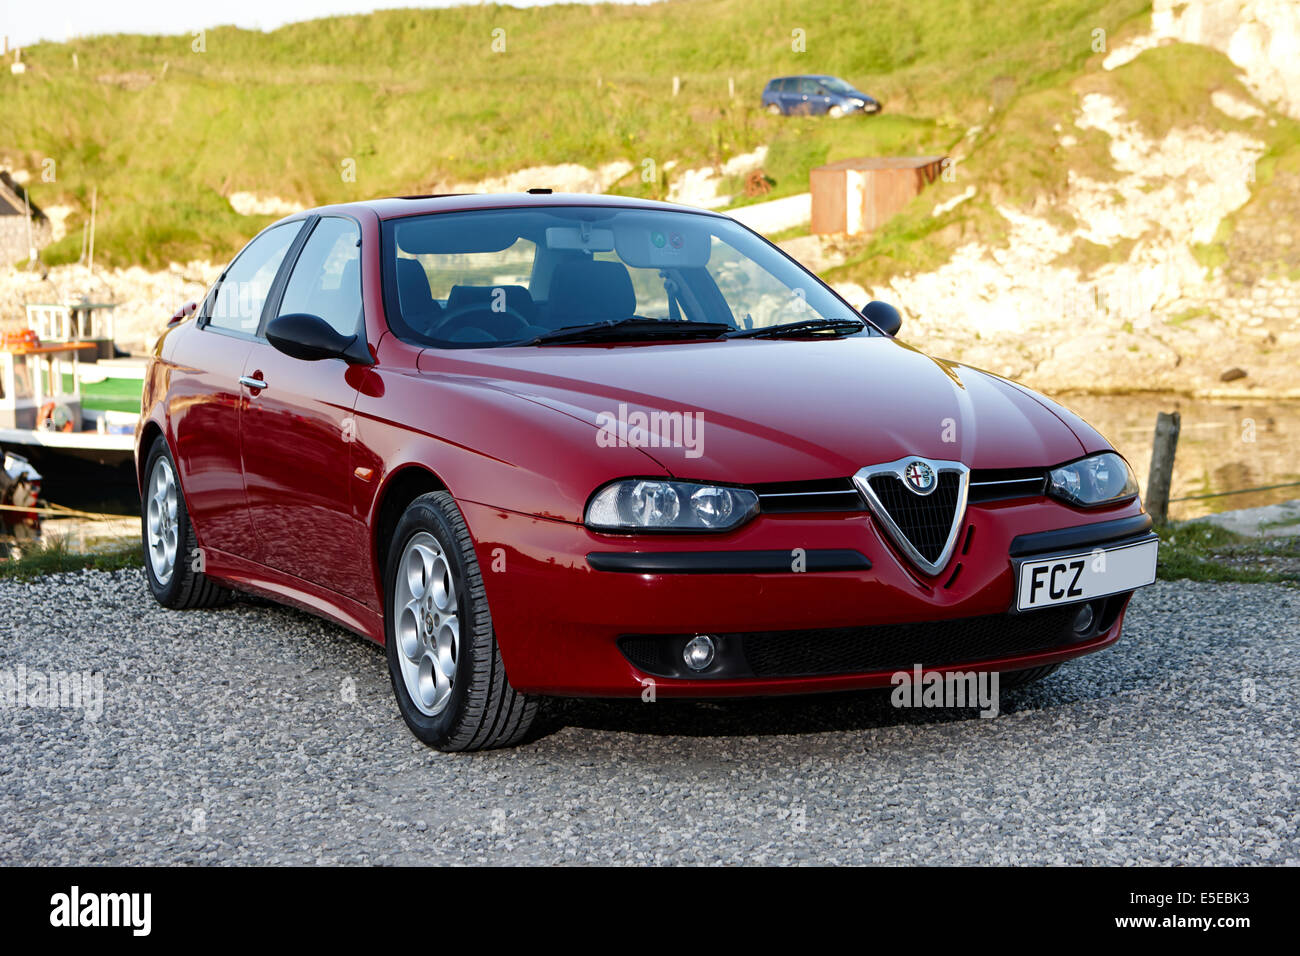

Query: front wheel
left=384, top=491, right=538, bottom=751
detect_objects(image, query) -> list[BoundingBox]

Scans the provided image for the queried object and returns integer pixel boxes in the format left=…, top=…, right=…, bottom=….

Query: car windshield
left=819, top=77, right=857, bottom=95
left=380, top=205, right=866, bottom=347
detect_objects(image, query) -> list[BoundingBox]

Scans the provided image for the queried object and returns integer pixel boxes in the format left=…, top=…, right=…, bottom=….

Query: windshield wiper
left=725, top=317, right=867, bottom=339
left=521, top=318, right=732, bottom=346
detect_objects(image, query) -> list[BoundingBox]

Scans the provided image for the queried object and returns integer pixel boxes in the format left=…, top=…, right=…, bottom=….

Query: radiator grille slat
left=741, top=606, right=1078, bottom=677
left=867, top=472, right=961, bottom=564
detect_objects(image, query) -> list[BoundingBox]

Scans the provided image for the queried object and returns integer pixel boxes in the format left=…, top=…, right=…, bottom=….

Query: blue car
left=761, top=75, right=881, bottom=117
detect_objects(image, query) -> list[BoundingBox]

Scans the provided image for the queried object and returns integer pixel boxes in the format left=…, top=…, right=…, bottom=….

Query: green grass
left=1155, top=522, right=1297, bottom=584
left=0, top=540, right=142, bottom=580
left=3, top=0, right=1153, bottom=268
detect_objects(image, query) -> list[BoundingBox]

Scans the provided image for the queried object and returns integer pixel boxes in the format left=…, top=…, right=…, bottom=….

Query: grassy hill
left=2, top=0, right=1154, bottom=268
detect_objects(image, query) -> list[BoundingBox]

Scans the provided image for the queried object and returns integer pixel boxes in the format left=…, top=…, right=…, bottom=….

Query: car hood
left=419, top=336, right=1103, bottom=482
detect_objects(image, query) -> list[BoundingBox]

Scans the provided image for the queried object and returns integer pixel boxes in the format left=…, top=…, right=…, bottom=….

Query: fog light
left=683, top=635, right=716, bottom=672
left=1073, top=602, right=1096, bottom=635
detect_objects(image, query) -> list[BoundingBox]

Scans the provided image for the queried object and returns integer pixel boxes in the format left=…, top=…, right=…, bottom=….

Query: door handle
left=239, top=375, right=268, bottom=391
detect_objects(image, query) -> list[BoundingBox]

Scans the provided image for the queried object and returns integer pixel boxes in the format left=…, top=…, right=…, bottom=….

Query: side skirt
left=203, top=547, right=385, bottom=645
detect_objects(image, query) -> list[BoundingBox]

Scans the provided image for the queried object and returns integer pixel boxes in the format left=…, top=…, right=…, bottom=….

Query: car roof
left=276, top=192, right=727, bottom=224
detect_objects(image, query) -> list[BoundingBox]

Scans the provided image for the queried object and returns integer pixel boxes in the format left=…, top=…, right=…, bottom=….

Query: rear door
left=778, top=77, right=797, bottom=112
left=809, top=80, right=834, bottom=114
left=167, top=221, right=302, bottom=557
left=239, top=215, right=372, bottom=600
left=796, top=77, right=821, bottom=114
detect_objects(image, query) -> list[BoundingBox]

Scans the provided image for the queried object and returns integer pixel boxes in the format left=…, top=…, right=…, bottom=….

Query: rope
left=0, top=502, right=132, bottom=520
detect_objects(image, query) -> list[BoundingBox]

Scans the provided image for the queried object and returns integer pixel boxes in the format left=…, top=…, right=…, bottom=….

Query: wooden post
left=88, top=187, right=97, bottom=276
left=23, top=189, right=34, bottom=267
left=1146, top=411, right=1180, bottom=524
left=672, top=76, right=680, bottom=97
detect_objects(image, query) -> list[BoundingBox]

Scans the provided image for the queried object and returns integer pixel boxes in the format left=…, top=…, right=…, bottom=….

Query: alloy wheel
left=393, top=531, right=460, bottom=716
left=146, top=456, right=179, bottom=585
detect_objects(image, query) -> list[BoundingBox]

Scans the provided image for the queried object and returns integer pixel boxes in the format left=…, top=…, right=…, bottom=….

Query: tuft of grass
left=1168, top=306, right=1217, bottom=326
left=1155, top=521, right=1296, bottom=584
left=0, top=540, right=143, bottom=580
left=1053, top=236, right=1137, bottom=275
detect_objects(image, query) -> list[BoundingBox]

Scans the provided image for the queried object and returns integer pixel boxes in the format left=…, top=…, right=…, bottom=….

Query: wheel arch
left=372, top=464, right=450, bottom=585
left=136, top=419, right=166, bottom=493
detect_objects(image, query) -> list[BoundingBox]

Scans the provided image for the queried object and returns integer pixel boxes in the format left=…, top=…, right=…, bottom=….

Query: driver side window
left=278, top=217, right=363, bottom=336
left=208, top=223, right=299, bottom=334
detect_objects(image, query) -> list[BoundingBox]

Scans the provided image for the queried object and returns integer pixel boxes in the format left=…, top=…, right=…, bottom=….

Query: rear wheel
left=384, top=491, right=537, bottom=751
left=141, top=436, right=231, bottom=609
left=766, top=103, right=782, bottom=115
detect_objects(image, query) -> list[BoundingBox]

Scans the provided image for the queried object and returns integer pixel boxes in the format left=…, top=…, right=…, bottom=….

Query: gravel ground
left=1, top=570, right=1296, bottom=865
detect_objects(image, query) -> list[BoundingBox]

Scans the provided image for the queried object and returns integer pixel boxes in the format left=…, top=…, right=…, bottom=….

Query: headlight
left=585, top=479, right=759, bottom=532
left=1047, top=453, right=1139, bottom=508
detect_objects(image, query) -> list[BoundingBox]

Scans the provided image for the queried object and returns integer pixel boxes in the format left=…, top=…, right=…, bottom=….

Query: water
left=3, top=394, right=1298, bottom=559
left=1056, top=393, right=1300, bottom=521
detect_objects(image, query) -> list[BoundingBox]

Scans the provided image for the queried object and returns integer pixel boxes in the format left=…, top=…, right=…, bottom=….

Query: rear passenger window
left=278, top=217, right=363, bottom=336
left=208, top=223, right=299, bottom=334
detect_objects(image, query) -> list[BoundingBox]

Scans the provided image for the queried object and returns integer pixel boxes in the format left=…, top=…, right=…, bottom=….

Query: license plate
left=1015, top=538, right=1158, bottom=611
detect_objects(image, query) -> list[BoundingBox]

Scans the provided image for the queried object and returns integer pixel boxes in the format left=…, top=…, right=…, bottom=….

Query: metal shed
left=810, top=155, right=946, bottom=236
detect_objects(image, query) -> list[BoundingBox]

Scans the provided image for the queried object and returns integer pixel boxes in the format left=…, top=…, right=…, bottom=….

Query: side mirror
left=266, top=313, right=372, bottom=364
left=861, top=300, right=902, bottom=336
left=168, top=301, right=198, bottom=327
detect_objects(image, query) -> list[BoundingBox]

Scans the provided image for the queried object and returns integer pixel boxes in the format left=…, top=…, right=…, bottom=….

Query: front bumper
left=459, top=496, right=1149, bottom=697
left=846, top=99, right=882, bottom=114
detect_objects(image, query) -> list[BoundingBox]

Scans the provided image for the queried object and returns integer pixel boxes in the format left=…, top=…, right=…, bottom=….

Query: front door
left=239, top=216, right=371, bottom=601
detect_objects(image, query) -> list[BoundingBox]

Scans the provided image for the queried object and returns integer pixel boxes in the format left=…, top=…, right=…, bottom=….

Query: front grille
left=753, top=469, right=1044, bottom=514
left=617, top=603, right=1102, bottom=680
left=754, top=478, right=864, bottom=513
left=741, top=606, right=1078, bottom=677
left=620, top=637, right=670, bottom=674
left=867, top=472, right=961, bottom=564
left=968, top=468, right=1046, bottom=503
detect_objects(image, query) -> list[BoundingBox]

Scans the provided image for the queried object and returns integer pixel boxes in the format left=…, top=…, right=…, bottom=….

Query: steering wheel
left=434, top=304, right=534, bottom=340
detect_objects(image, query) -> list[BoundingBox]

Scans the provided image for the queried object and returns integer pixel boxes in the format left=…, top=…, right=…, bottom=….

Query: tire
left=141, top=435, right=231, bottom=609
left=999, top=663, right=1061, bottom=689
left=766, top=103, right=782, bottom=115
left=828, top=105, right=845, bottom=118
left=384, top=491, right=538, bottom=751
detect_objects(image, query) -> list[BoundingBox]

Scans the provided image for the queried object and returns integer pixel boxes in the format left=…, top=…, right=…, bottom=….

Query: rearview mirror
left=266, top=313, right=372, bottom=364
left=861, top=301, right=902, bottom=336
left=168, top=301, right=198, bottom=327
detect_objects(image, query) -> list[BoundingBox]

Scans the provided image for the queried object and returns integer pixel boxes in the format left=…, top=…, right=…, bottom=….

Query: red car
left=137, top=193, right=1158, bottom=751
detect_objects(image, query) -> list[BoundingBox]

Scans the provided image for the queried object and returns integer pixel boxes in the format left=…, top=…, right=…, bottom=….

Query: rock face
left=0, top=262, right=220, bottom=356
left=1106, top=0, right=1300, bottom=119
left=826, top=2, right=1300, bottom=400
left=833, top=87, right=1300, bottom=398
